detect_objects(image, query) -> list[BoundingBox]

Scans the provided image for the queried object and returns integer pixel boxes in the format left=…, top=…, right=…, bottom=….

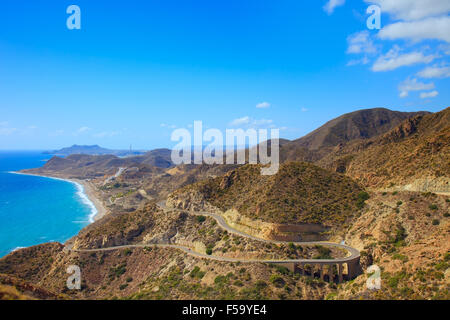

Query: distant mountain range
left=43, top=145, right=146, bottom=157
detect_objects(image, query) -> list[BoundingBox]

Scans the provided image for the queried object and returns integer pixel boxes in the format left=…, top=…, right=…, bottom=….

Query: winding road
left=73, top=201, right=360, bottom=266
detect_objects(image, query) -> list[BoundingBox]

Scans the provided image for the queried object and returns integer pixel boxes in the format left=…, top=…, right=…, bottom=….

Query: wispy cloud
left=0, top=127, right=17, bottom=136
left=49, top=129, right=64, bottom=137
left=420, top=90, right=439, bottom=99
left=229, top=116, right=250, bottom=127
left=229, top=116, right=276, bottom=129
left=365, top=0, right=450, bottom=21
left=378, top=16, right=450, bottom=43
left=160, top=123, right=177, bottom=129
left=398, top=78, right=435, bottom=98
left=256, top=102, right=271, bottom=109
left=323, top=0, right=345, bottom=15
left=93, top=131, right=121, bottom=138
left=0, top=121, right=17, bottom=136
left=372, top=46, right=436, bottom=72
left=74, top=126, right=91, bottom=135
left=347, top=31, right=377, bottom=55
left=417, top=65, right=450, bottom=78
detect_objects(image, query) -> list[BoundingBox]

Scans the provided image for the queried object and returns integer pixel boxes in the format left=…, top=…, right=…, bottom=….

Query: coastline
left=8, top=171, right=107, bottom=223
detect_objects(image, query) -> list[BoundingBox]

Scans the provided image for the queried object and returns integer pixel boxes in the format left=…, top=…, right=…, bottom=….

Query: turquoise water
left=0, top=151, right=94, bottom=257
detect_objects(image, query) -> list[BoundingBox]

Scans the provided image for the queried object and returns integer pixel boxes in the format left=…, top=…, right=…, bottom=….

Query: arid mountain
left=292, top=108, right=429, bottom=150
left=23, top=148, right=174, bottom=179
left=169, top=162, right=366, bottom=229
left=280, top=108, right=429, bottom=163
left=44, top=144, right=146, bottom=157
left=317, top=107, right=450, bottom=191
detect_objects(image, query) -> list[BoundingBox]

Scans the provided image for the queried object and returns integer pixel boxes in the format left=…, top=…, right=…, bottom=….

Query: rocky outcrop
left=166, top=190, right=219, bottom=213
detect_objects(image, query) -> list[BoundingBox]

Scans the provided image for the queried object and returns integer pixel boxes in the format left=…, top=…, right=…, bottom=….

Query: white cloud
left=0, top=121, right=17, bottom=135
left=0, top=127, right=17, bottom=135
left=347, top=57, right=370, bottom=66
left=372, top=46, right=436, bottom=72
left=301, top=107, right=308, bottom=112
left=438, top=44, right=450, bottom=55
left=420, top=90, right=439, bottom=99
left=252, top=119, right=274, bottom=127
left=323, top=0, right=345, bottom=15
left=229, top=116, right=250, bottom=127
left=93, top=131, right=121, bottom=138
left=75, top=126, right=91, bottom=135
left=347, top=31, right=377, bottom=54
left=229, top=116, right=276, bottom=129
left=398, top=78, right=435, bottom=97
left=49, top=130, right=64, bottom=137
left=365, top=0, right=450, bottom=21
left=378, top=16, right=450, bottom=43
left=417, top=66, right=450, bottom=78
left=160, top=123, right=176, bottom=129
left=256, top=102, right=270, bottom=109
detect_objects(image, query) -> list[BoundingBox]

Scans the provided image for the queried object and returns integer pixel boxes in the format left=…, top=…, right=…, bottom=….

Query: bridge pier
left=338, top=264, right=343, bottom=283
left=346, top=258, right=361, bottom=280
left=319, top=265, right=324, bottom=281
left=328, top=264, right=334, bottom=282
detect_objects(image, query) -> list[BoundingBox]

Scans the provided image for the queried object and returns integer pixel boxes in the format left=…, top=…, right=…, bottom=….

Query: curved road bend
left=73, top=201, right=360, bottom=265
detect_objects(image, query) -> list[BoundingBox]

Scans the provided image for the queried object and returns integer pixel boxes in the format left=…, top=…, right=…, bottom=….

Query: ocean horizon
left=0, top=151, right=96, bottom=257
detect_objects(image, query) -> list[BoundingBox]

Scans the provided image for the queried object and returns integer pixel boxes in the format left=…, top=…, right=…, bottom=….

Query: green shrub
left=356, top=191, right=370, bottom=209
left=274, top=265, right=290, bottom=275
left=358, top=191, right=370, bottom=201
left=196, top=215, right=206, bottom=223
left=255, top=280, right=267, bottom=290
left=119, top=284, right=128, bottom=290
left=397, top=201, right=403, bottom=206
left=429, top=204, right=438, bottom=210
left=190, top=266, right=206, bottom=279
left=214, top=275, right=228, bottom=285
left=432, top=219, right=440, bottom=225
left=233, top=280, right=243, bottom=287
left=270, top=275, right=285, bottom=288
left=392, top=253, right=408, bottom=262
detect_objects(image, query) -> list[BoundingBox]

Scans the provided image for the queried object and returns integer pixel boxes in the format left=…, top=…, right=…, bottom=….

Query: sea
left=0, top=151, right=96, bottom=257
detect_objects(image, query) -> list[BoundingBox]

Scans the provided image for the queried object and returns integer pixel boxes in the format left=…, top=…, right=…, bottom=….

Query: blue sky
left=0, top=0, right=449, bottom=150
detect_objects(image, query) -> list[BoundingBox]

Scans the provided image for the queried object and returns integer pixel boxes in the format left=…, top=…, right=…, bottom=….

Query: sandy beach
left=72, top=179, right=107, bottom=222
